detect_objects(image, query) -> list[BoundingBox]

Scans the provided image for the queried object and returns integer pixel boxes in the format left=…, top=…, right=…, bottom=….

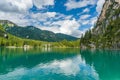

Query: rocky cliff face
left=81, top=0, right=120, bottom=49
left=93, top=0, right=120, bottom=35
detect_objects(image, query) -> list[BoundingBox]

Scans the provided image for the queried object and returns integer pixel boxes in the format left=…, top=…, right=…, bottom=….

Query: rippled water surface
left=0, top=48, right=120, bottom=80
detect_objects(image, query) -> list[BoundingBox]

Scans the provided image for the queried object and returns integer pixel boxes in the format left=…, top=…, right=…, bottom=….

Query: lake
left=0, top=48, right=120, bottom=80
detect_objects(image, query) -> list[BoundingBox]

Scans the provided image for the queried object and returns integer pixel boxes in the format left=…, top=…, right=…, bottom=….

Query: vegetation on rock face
left=80, top=0, right=120, bottom=49
left=81, top=17, right=120, bottom=49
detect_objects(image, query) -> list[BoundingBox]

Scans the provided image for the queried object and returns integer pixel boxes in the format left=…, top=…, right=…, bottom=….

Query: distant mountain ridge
left=0, top=20, right=78, bottom=42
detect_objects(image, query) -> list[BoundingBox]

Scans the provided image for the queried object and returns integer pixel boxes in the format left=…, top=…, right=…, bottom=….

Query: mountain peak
left=0, top=20, right=16, bottom=28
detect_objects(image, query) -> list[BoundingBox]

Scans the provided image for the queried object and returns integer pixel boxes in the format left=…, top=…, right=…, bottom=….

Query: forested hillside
left=0, top=25, right=80, bottom=48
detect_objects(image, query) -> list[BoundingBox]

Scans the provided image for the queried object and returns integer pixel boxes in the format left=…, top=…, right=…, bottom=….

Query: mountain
left=0, top=20, right=78, bottom=42
left=0, top=25, right=80, bottom=48
left=81, top=0, right=120, bottom=49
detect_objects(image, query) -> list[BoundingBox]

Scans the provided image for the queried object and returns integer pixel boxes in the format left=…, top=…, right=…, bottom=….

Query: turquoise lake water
left=0, top=48, right=120, bottom=80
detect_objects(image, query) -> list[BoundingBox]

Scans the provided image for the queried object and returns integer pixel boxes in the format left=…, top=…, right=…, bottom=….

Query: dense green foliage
left=0, top=35, right=80, bottom=48
left=0, top=34, right=42, bottom=47
left=51, top=39, right=80, bottom=48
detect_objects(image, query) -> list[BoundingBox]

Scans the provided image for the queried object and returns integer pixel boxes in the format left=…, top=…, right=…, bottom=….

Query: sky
left=0, top=0, right=105, bottom=38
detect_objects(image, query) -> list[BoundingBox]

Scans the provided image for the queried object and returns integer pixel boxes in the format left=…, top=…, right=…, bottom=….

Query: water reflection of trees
left=80, top=49, right=120, bottom=80
left=0, top=48, right=80, bottom=75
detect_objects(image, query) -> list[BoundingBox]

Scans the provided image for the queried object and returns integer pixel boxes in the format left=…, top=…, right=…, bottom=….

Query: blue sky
left=0, top=0, right=105, bottom=38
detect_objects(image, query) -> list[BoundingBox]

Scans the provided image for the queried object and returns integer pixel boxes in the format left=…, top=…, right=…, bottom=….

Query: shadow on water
left=80, top=49, right=120, bottom=80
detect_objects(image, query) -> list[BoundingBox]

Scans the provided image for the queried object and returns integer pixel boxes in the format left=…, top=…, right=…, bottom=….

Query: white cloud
left=33, top=0, right=54, bottom=9
left=83, top=8, right=90, bottom=13
left=53, top=13, right=73, bottom=20
left=30, top=12, right=57, bottom=22
left=82, top=20, right=90, bottom=25
left=77, top=8, right=90, bottom=16
left=65, top=0, right=96, bottom=10
left=59, top=19, right=79, bottom=35
left=46, top=12, right=56, bottom=17
left=0, top=0, right=55, bottom=26
left=96, top=0, right=105, bottom=14
left=39, top=19, right=83, bottom=38
left=76, top=15, right=97, bottom=34
left=0, top=0, right=33, bottom=13
left=0, top=11, right=29, bottom=26
left=0, top=0, right=55, bottom=13
left=80, top=14, right=91, bottom=20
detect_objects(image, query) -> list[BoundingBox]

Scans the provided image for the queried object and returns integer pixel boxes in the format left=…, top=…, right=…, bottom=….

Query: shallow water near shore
left=0, top=48, right=120, bottom=80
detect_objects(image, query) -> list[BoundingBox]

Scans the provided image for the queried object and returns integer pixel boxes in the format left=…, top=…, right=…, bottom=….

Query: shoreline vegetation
left=5, top=44, right=80, bottom=49
left=0, top=35, right=80, bottom=49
